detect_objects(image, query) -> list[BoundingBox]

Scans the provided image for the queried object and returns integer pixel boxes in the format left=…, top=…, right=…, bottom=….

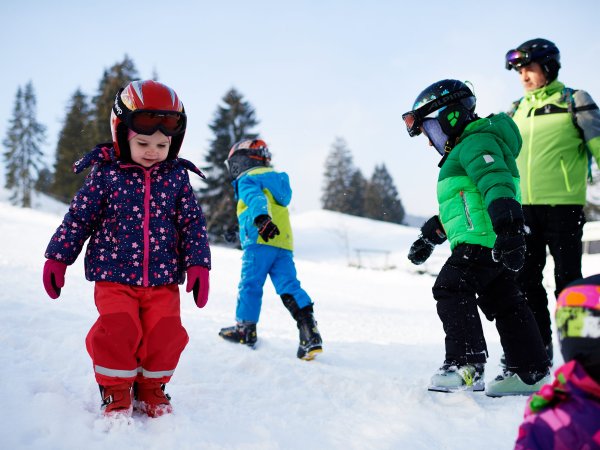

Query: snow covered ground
left=1, top=194, right=599, bottom=450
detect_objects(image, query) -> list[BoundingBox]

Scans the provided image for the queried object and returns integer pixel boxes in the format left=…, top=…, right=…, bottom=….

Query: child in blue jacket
left=218, top=139, right=323, bottom=360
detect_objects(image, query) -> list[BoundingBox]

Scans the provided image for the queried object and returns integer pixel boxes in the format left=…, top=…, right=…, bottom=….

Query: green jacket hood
left=460, top=113, right=522, bottom=160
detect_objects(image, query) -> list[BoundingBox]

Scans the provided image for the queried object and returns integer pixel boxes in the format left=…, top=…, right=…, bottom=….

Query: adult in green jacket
left=505, top=38, right=600, bottom=360
left=403, top=79, right=550, bottom=397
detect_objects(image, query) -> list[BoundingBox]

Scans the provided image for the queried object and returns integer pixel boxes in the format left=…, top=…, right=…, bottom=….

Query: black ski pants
left=517, top=205, right=585, bottom=347
left=432, top=244, right=549, bottom=373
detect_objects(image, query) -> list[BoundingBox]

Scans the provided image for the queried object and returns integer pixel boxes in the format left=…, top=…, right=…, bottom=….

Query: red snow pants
left=86, top=282, right=189, bottom=387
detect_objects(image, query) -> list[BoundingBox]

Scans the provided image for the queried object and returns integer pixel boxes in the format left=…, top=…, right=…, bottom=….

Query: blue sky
left=2, top=0, right=600, bottom=216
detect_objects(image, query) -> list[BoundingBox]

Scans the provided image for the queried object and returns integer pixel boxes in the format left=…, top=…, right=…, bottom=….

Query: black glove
left=408, top=215, right=447, bottom=265
left=254, top=215, right=280, bottom=242
left=488, top=198, right=526, bottom=272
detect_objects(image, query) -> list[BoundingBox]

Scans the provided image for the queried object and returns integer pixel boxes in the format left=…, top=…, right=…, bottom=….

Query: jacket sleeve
left=458, top=135, right=517, bottom=207
left=176, top=171, right=211, bottom=270
left=573, top=90, right=600, bottom=165
left=237, top=174, right=270, bottom=219
left=44, top=165, right=107, bottom=265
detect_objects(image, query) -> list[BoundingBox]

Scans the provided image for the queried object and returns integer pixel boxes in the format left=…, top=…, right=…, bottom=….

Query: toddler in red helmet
left=514, top=274, right=600, bottom=449
left=42, top=80, right=211, bottom=419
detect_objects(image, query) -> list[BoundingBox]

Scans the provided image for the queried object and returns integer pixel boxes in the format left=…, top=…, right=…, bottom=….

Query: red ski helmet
left=225, top=139, right=271, bottom=179
left=110, top=80, right=186, bottom=161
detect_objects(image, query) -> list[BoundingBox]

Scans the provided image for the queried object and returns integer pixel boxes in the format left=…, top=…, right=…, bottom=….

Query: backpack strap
left=563, top=87, right=594, bottom=182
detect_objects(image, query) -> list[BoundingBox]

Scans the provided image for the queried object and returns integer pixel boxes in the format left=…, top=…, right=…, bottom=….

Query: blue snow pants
left=236, top=244, right=312, bottom=323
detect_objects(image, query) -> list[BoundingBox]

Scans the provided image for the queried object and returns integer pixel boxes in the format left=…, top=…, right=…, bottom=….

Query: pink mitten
left=185, top=266, right=210, bottom=308
left=43, top=259, right=67, bottom=299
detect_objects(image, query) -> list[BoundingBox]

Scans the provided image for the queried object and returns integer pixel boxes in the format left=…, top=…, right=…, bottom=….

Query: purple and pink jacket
left=514, top=360, right=600, bottom=450
left=45, top=145, right=211, bottom=287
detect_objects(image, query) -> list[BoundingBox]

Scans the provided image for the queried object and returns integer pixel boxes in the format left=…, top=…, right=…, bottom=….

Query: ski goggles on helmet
left=505, top=49, right=531, bottom=70
left=125, top=109, right=186, bottom=136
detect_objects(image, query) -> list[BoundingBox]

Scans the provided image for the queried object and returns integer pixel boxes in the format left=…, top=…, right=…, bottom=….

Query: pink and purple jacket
left=514, top=360, right=600, bottom=450
left=45, top=145, right=211, bottom=287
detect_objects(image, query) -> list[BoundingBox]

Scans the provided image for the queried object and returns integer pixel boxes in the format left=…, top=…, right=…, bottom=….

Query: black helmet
left=505, top=38, right=561, bottom=82
left=225, top=139, right=271, bottom=179
left=402, top=79, right=477, bottom=155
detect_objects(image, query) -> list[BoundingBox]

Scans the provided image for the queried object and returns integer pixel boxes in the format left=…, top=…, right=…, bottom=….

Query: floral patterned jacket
left=45, top=144, right=211, bottom=287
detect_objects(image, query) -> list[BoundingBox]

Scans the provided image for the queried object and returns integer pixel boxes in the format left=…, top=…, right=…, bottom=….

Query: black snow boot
left=297, top=311, right=323, bottom=360
left=281, top=294, right=323, bottom=360
left=219, top=322, right=257, bottom=347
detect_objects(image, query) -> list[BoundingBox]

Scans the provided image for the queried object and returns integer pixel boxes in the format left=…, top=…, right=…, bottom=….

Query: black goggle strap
left=113, top=88, right=129, bottom=119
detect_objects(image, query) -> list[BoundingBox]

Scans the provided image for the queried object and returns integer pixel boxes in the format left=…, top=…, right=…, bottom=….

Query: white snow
left=1, top=193, right=599, bottom=450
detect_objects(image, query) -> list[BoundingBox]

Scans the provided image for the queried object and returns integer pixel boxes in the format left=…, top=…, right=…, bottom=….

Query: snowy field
left=1, top=194, right=599, bottom=450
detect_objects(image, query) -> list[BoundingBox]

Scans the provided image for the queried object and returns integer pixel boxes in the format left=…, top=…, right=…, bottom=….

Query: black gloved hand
left=408, top=237, right=435, bottom=265
left=492, top=231, right=526, bottom=271
left=254, top=215, right=280, bottom=242
left=488, top=197, right=526, bottom=272
left=408, top=215, right=446, bottom=265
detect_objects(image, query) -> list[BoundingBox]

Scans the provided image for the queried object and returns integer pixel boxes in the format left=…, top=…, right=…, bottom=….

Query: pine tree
left=363, top=163, right=405, bottom=224
left=50, top=89, right=96, bottom=202
left=321, top=137, right=356, bottom=213
left=90, top=55, right=139, bottom=144
left=346, top=169, right=367, bottom=216
left=2, top=82, right=47, bottom=207
left=199, top=88, right=259, bottom=244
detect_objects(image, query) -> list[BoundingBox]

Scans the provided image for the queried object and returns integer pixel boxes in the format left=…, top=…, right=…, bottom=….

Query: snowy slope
left=1, top=197, right=599, bottom=450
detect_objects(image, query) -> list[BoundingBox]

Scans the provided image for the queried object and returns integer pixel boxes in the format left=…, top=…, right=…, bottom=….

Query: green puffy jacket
left=438, top=113, right=522, bottom=250
left=511, top=80, right=600, bottom=205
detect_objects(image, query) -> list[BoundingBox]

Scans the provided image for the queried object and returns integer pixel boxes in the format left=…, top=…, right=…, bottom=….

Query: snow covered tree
left=90, top=55, right=139, bottom=144
left=363, top=163, right=405, bottom=224
left=49, top=89, right=96, bottom=202
left=321, top=137, right=357, bottom=213
left=199, top=88, right=259, bottom=244
left=2, top=82, right=47, bottom=207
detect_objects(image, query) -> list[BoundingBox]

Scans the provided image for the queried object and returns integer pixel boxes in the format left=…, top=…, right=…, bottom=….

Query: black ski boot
left=297, top=311, right=323, bottom=360
left=281, top=294, right=323, bottom=360
left=219, top=322, right=257, bottom=347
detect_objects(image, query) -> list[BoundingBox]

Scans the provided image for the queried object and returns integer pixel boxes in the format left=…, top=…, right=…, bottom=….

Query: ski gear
left=436, top=114, right=522, bottom=251
left=42, top=259, right=67, bottom=299
left=501, top=343, right=554, bottom=370
left=515, top=360, right=600, bottom=450
left=408, top=215, right=446, bottom=265
left=226, top=139, right=271, bottom=179
left=100, top=383, right=134, bottom=417
left=110, top=80, right=186, bottom=162
left=297, top=312, right=323, bottom=360
left=428, top=363, right=485, bottom=392
left=433, top=244, right=550, bottom=371
left=402, top=79, right=477, bottom=154
left=45, top=145, right=210, bottom=287
left=185, top=265, right=210, bottom=308
left=254, top=215, right=280, bottom=242
left=407, top=237, right=435, bottom=265
left=86, top=282, right=189, bottom=386
left=219, top=322, right=258, bottom=347
left=511, top=80, right=600, bottom=205
left=234, top=167, right=293, bottom=250
left=485, top=369, right=551, bottom=397
left=556, top=275, right=600, bottom=378
left=236, top=245, right=312, bottom=323
left=505, top=38, right=561, bottom=82
left=134, top=382, right=173, bottom=418
left=517, top=204, right=586, bottom=350
left=488, top=197, right=526, bottom=272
